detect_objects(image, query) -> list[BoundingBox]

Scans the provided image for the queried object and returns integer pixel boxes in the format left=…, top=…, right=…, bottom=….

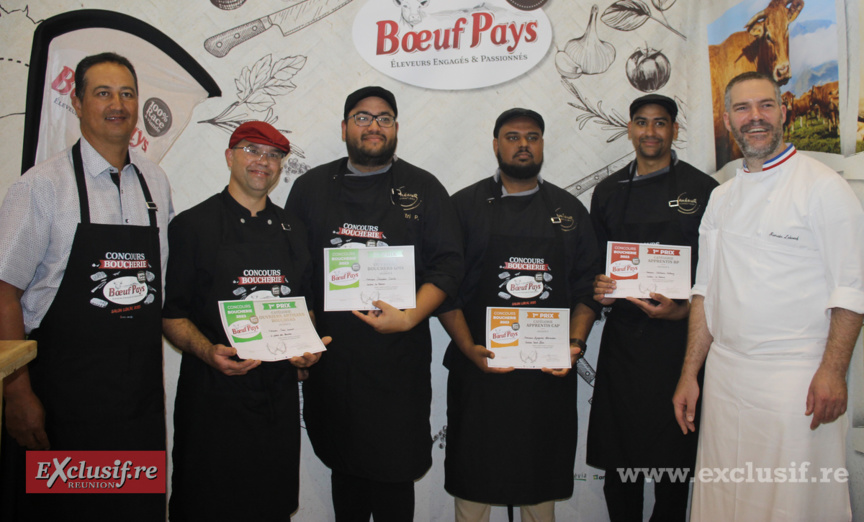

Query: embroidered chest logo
left=553, top=208, right=576, bottom=231
left=670, top=193, right=700, bottom=215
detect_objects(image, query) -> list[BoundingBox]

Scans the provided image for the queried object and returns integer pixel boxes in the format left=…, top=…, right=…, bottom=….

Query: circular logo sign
left=506, top=0, right=548, bottom=10
left=142, top=97, right=172, bottom=137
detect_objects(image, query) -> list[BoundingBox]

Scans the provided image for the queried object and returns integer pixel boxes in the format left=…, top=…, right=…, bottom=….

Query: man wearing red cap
left=162, top=121, right=323, bottom=520
left=286, top=86, right=462, bottom=520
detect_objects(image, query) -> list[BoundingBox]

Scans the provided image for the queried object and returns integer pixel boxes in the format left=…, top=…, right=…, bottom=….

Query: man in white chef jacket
left=672, top=71, right=864, bottom=521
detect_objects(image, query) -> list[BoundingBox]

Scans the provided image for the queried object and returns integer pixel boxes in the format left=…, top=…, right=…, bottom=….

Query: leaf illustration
left=271, top=55, right=307, bottom=82
left=235, top=67, right=252, bottom=100
left=246, top=90, right=275, bottom=112
left=651, top=0, right=675, bottom=11
left=601, top=0, right=650, bottom=31
left=561, top=79, right=628, bottom=140
left=262, top=84, right=296, bottom=97
left=248, top=54, right=273, bottom=92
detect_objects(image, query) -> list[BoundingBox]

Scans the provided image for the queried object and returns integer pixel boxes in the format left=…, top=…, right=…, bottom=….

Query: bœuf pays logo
left=353, top=0, right=552, bottom=90
left=26, top=451, right=166, bottom=494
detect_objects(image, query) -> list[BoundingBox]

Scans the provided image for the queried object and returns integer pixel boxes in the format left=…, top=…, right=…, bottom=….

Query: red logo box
left=26, top=451, right=166, bottom=494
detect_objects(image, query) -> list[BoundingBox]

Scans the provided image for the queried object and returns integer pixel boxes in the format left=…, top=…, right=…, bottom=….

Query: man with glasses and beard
left=439, top=109, right=600, bottom=521
left=673, top=72, right=864, bottom=521
left=587, top=95, right=717, bottom=521
left=285, top=86, right=462, bottom=520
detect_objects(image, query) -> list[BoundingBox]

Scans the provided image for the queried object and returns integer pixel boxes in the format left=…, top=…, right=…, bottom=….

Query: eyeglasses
left=232, top=145, right=287, bottom=162
left=349, top=112, right=396, bottom=128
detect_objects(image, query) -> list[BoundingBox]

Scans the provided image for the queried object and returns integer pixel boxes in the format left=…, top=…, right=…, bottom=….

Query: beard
left=346, top=133, right=397, bottom=167
left=497, top=151, right=543, bottom=180
left=731, top=119, right=784, bottom=160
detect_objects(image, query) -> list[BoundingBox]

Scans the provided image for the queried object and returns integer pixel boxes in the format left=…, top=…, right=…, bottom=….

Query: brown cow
left=809, top=81, right=839, bottom=132
left=781, top=91, right=795, bottom=135
left=791, top=90, right=812, bottom=129
left=709, top=0, right=804, bottom=168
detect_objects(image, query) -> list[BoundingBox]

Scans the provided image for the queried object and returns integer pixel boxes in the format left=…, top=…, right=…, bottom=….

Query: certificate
left=604, top=241, right=691, bottom=299
left=323, top=246, right=416, bottom=311
left=218, top=297, right=326, bottom=361
left=486, top=307, right=571, bottom=369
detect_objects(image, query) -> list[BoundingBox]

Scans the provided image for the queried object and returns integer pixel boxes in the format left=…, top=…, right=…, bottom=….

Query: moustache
left=740, top=120, right=775, bottom=133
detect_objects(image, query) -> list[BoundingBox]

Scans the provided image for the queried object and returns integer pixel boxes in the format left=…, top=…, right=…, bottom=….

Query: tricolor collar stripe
left=743, top=144, right=796, bottom=173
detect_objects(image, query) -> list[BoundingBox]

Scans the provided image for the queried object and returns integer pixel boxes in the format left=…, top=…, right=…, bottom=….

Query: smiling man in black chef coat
left=285, top=86, right=462, bottom=521
left=588, top=94, right=717, bottom=521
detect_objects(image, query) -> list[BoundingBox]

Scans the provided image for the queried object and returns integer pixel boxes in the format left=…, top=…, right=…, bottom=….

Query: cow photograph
left=708, top=0, right=839, bottom=169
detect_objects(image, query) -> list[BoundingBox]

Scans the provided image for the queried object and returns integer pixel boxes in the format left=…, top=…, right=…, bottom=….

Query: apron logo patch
left=553, top=208, right=576, bottom=231
left=394, top=187, right=421, bottom=211
left=26, top=451, right=166, bottom=494
left=672, top=193, right=700, bottom=215
left=90, top=252, right=157, bottom=311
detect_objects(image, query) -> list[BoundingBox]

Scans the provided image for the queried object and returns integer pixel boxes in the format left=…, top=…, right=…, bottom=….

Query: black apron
left=1, top=141, right=165, bottom=521
left=169, top=200, right=303, bottom=521
left=303, top=169, right=433, bottom=483
left=586, top=165, right=698, bottom=471
left=444, top=184, right=579, bottom=506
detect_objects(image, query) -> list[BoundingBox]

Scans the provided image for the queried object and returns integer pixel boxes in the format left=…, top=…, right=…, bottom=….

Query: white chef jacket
left=690, top=145, right=863, bottom=522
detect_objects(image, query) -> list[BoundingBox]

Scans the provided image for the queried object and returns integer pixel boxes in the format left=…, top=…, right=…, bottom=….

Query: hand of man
left=593, top=274, right=616, bottom=306
left=672, top=375, right=700, bottom=435
left=805, top=366, right=848, bottom=430
left=352, top=300, right=414, bottom=334
left=465, top=344, right=514, bottom=374
left=291, top=336, right=330, bottom=381
left=201, top=344, right=261, bottom=376
left=541, top=343, right=582, bottom=377
left=5, top=389, right=50, bottom=449
left=626, top=292, right=689, bottom=320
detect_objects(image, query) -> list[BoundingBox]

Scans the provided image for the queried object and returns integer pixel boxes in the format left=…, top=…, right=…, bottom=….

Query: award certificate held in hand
left=323, top=246, right=416, bottom=311
left=218, top=297, right=326, bottom=361
left=604, top=241, right=691, bottom=299
left=486, top=307, right=571, bottom=369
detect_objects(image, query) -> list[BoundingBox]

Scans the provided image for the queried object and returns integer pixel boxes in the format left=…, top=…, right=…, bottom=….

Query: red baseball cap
left=228, top=121, right=291, bottom=153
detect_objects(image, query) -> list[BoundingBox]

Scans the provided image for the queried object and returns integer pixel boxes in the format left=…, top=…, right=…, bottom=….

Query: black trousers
left=603, top=467, right=692, bottom=522
left=331, top=470, right=414, bottom=522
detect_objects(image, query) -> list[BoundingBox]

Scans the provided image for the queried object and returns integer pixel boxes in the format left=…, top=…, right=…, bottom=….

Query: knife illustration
left=204, top=0, right=354, bottom=58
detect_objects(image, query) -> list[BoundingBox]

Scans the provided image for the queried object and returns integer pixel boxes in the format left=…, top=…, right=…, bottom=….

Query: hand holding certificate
left=486, top=307, right=571, bottom=370
left=218, top=297, right=327, bottom=361
left=604, top=242, right=691, bottom=299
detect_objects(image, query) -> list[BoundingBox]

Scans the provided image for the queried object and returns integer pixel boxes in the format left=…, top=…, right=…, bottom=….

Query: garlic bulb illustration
left=555, top=5, right=616, bottom=78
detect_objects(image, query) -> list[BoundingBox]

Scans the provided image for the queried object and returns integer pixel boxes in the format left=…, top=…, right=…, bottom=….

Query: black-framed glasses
left=232, top=145, right=287, bottom=162
left=349, top=112, right=396, bottom=128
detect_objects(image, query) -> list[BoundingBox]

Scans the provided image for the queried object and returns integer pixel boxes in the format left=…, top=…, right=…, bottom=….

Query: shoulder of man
left=676, top=160, right=719, bottom=189
left=170, top=192, right=222, bottom=231
left=541, top=178, right=589, bottom=213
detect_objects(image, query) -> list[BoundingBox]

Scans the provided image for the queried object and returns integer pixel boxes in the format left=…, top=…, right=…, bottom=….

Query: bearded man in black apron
left=0, top=53, right=173, bottom=521
left=439, top=108, right=601, bottom=521
left=285, top=87, right=462, bottom=521
left=162, top=122, right=324, bottom=521
left=587, top=95, right=717, bottom=521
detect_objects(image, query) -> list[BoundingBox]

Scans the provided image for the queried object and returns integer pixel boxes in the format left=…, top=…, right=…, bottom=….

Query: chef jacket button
left=268, top=219, right=273, bottom=225
left=241, top=218, right=246, bottom=224
left=125, top=219, right=129, bottom=223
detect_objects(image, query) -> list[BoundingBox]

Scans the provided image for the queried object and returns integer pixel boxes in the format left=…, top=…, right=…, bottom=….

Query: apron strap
left=71, top=140, right=91, bottom=225
left=130, top=163, right=158, bottom=227
left=71, top=140, right=158, bottom=228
